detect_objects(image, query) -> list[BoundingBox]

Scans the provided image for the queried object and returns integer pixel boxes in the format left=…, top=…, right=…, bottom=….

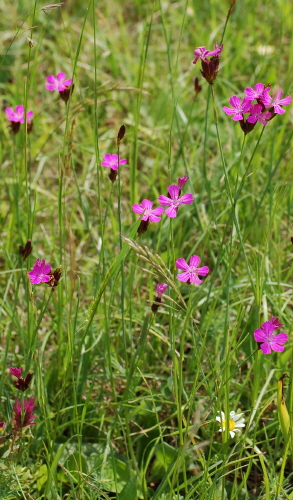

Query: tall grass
left=0, top=0, right=293, bottom=498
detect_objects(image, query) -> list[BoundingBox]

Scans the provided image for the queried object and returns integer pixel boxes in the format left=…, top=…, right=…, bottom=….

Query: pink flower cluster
left=223, top=83, right=292, bottom=133
left=253, top=316, right=288, bottom=354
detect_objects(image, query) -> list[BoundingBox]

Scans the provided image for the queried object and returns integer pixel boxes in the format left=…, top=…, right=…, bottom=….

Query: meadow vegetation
left=0, top=0, right=293, bottom=498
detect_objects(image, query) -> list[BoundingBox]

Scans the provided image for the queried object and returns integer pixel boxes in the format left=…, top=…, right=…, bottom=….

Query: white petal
left=230, top=431, right=235, bottom=438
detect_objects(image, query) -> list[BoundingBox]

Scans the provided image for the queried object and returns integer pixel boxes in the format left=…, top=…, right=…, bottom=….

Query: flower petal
left=189, top=255, right=200, bottom=267
left=168, top=184, right=180, bottom=200
left=178, top=193, right=194, bottom=205
left=158, top=195, right=172, bottom=206
left=165, top=206, right=177, bottom=218
left=197, top=265, right=209, bottom=276
left=177, top=271, right=190, bottom=282
left=260, top=342, right=271, bottom=354
left=176, top=258, right=189, bottom=271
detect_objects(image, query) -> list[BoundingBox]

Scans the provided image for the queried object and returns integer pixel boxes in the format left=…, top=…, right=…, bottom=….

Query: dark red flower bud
left=59, top=83, right=75, bottom=103
left=137, top=220, right=149, bottom=236
left=109, top=169, right=118, bottom=183
left=19, top=239, right=33, bottom=260
left=239, top=119, right=257, bottom=135
left=200, top=56, right=220, bottom=85
left=47, top=266, right=62, bottom=289
left=13, top=372, right=33, bottom=392
left=10, top=122, right=20, bottom=135
left=194, top=77, right=202, bottom=95
left=151, top=297, right=162, bottom=313
left=117, top=124, right=126, bottom=147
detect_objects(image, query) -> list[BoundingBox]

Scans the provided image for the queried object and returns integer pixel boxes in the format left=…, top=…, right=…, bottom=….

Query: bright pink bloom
left=254, top=321, right=288, bottom=354
left=223, top=96, right=251, bottom=121
left=269, top=316, right=284, bottom=329
left=45, top=72, right=72, bottom=91
left=156, top=283, right=168, bottom=297
left=263, top=89, right=292, bottom=114
left=247, top=104, right=271, bottom=125
left=28, top=259, right=52, bottom=285
left=101, top=154, right=127, bottom=171
left=158, top=185, right=194, bottom=218
left=244, top=83, right=270, bottom=101
left=10, top=367, right=23, bottom=379
left=193, top=43, right=223, bottom=64
left=13, top=398, right=36, bottom=432
left=177, top=176, right=189, bottom=190
left=5, top=105, right=34, bottom=123
left=176, top=255, right=209, bottom=284
left=132, top=199, right=164, bottom=222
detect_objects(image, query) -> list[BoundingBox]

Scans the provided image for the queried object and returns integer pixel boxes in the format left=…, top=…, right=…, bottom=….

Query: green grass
left=1, top=0, right=293, bottom=498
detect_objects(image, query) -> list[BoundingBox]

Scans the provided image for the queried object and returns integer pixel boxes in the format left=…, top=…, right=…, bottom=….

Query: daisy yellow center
left=222, top=419, right=236, bottom=431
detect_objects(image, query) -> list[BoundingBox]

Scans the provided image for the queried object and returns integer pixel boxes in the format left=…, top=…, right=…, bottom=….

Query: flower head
left=177, top=176, right=189, bottom=190
left=216, top=411, right=245, bottom=438
left=101, top=154, right=127, bottom=172
left=246, top=104, right=271, bottom=125
left=176, top=255, right=209, bottom=284
left=10, top=367, right=23, bottom=379
left=156, top=283, right=168, bottom=298
left=28, top=259, right=52, bottom=285
left=269, top=315, right=284, bottom=329
left=193, top=43, right=223, bottom=64
left=0, top=422, right=6, bottom=432
left=5, top=105, right=34, bottom=124
left=244, top=83, right=271, bottom=102
left=254, top=321, right=288, bottom=354
left=158, top=185, right=194, bottom=218
left=45, top=72, right=72, bottom=92
left=264, top=89, right=292, bottom=115
left=13, top=398, right=36, bottom=433
left=223, top=96, right=251, bottom=121
left=132, top=199, right=164, bottom=222
left=10, top=367, right=33, bottom=392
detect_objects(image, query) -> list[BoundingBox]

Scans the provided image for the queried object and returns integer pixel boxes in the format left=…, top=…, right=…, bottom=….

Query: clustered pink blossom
left=45, top=72, right=72, bottom=92
left=176, top=255, right=209, bottom=285
left=5, top=105, right=34, bottom=123
left=158, top=185, right=194, bottom=218
left=193, top=43, right=223, bottom=65
left=223, top=83, right=292, bottom=133
left=28, top=259, right=52, bottom=284
left=13, top=398, right=37, bottom=432
left=10, top=367, right=23, bottom=379
left=156, top=283, right=168, bottom=298
left=101, top=154, right=127, bottom=171
left=254, top=316, right=288, bottom=354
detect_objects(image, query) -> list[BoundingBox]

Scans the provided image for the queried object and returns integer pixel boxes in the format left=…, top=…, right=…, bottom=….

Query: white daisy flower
left=216, top=410, right=245, bottom=438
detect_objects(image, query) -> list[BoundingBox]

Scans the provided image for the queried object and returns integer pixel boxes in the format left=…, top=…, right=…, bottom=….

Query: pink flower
left=13, top=398, right=36, bottom=432
left=247, top=104, right=271, bottom=125
left=101, top=154, right=127, bottom=171
left=254, top=321, right=288, bottom=354
left=263, top=89, right=292, bottom=115
left=5, top=105, right=34, bottom=123
left=10, top=367, right=23, bottom=379
left=176, top=255, right=209, bottom=284
left=156, top=283, right=168, bottom=298
left=193, top=43, right=223, bottom=64
left=223, top=96, right=251, bottom=121
left=0, top=422, right=6, bottom=431
left=269, top=316, right=284, bottom=329
left=244, top=83, right=271, bottom=101
left=45, top=72, right=72, bottom=91
left=158, top=185, right=194, bottom=218
left=177, top=176, right=189, bottom=190
left=132, top=199, right=164, bottom=222
left=28, top=259, right=52, bottom=284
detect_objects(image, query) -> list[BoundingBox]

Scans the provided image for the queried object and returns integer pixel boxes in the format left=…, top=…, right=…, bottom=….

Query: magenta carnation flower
left=13, top=397, right=36, bottom=432
left=223, top=96, right=251, bottom=121
left=176, top=255, right=209, bottom=284
left=101, top=154, right=127, bottom=171
left=244, top=83, right=271, bottom=102
left=264, top=89, right=292, bottom=115
left=132, top=199, right=164, bottom=222
left=193, top=43, right=223, bottom=64
left=45, top=72, right=72, bottom=91
left=156, top=283, right=168, bottom=298
left=254, top=321, right=288, bottom=354
left=269, top=316, right=284, bottom=329
left=246, top=104, right=271, bottom=125
left=158, top=185, right=194, bottom=218
left=10, top=367, right=23, bottom=379
left=177, top=176, right=189, bottom=190
left=28, top=259, right=52, bottom=284
left=5, top=105, right=34, bottom=123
